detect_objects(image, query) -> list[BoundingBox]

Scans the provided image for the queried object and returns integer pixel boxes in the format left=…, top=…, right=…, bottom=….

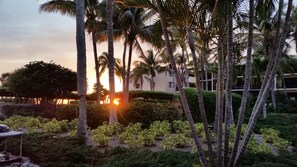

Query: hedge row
left=183, top=88, right=241, bottom=123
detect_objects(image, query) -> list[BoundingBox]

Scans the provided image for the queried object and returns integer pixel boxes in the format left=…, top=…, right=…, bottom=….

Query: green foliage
left=119, top=100, right=180, bottom=127
left=138, top=129, right=156, bottom=146
left=115, top=90, right=178, bottom=101
left=6, top=133, right=105, bottom=167
left=55, top=104, right=108, bottom=129
left=268, top=91, right=297, bottom=114
left=255, top=113, right=297, bottom=146
left=261, top=128, right=291, bottom=150
left=247, top=136, right=272, bottom=154
left=240, top=152, right=297, bottom=167
left=42, top=119, right=70, bottom=133
left=92, top=132, right=111, bottom=147
left=161, top=134, right=189, bottom=149
left=1, top=104, right=43, bottom=118
left=0, top=115, right=42, bottom=133
left=6, top=61, right=76, bottom=99
left=104, top=147, right=200, bottom=167
left=183, top=88, right=241, bottom=123
left=149, top=120, right=171, bottom=139
left=172, top=120, right=191, bottom=137
left=93, top=122, right=122, bottom=136
left=118, top=123, right=142, bottom=147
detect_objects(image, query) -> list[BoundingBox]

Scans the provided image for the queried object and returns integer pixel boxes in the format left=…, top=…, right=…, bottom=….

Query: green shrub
left=119, top=100, right=180, bottom=127
left=138, top=129, right=156, bottom=146
left=183, top=88, right=241, bottom=123
left=55, top=104, right=108, bottom=129
left=172, top=120, right=191, bottom=137
left=104, top=147, right=200, bottom=167
left=1, top=104, right=43, bottom=117
left=161, top=134, right=189, bottom=149
left=6, top=133, right=105, bottom=167
left=239, top=152, right=297, bottom=167
left=118, top=123, right=142, bottom=147
left=92, top=132, right=111, bottom=147
left=0, top=115, right=42, bottom=133
left=115, top=90, right=178, bottom=101
left=149, top=120, right=171, bottom=139
left=255, top=113, right=297, bottom=146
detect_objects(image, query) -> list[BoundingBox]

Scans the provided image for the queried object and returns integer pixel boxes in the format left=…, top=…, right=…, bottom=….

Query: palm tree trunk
left=217, top=37, right=225, bottom=167
left=156, top=1, right=208, bottom=166
left=228, top=0, right=254, bottom=157
left=122, top=42, right=127, bottom=94
left=76, top=0, right=88, bottom=138
left=233, top=0, right=292, bottom=165
left=224, top=2, right=234, bottom=165
left=188, top=27, right=215, bottom=167
left=124, top=41, right=133, bottom=104
left=107, top=0, right=118, bottom=124
left=182, top=46, right=189, bottom=87
left=92, top=32, right=101, bottom=105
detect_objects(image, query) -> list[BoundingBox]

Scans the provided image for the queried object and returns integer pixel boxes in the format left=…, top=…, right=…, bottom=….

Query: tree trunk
left=124, top=41, right=133, bottom=104
left=216, top=36, right=225, bottom=167
left=92, top=32, right=101, bottom=105
left=182, top=46, right=189, bottom=87
left=224, top=2, right=234, bottom=165
left=106, top=0, right=118, bottom=124
left=233, top=0, right=292, bottom=165
left=156, top=1, right=208, bottom=166
left=122, top=42, right=127, bottom=93
left=76, top=0, right=88, bottom=138
left=188, top=27, right=215, bottom=167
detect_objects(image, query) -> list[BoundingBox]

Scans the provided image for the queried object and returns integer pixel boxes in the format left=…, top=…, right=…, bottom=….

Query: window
left=169, top=82, right=174, bottom=88
left=169, top=71, right=173, bottom=77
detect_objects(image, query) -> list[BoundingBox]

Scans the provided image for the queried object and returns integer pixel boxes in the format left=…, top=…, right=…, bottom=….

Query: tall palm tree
left=117, top=6, right=163, bottom=103
left=40, top=0, right=105, bottom=105
left=107, top=0, right=118, bottom=124
left=132, top=49, right=165, bottom=90
left=233, top=0, right=293, bottom=166
left=97, top=52, right=121, bottom=103
left=155, top=1, right=209, bottom=166
left=229, top=0, right=255, bottom=164
left=75, top=0, right=88, bottom=138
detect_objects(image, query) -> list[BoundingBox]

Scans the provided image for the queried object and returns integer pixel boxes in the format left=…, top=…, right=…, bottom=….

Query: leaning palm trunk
left=188, top=27, right=215, bottom=167
left=224, top=2, right=234, bottom=165
left=76, top=0, right=88, bottom=138
left=156, top=1, right=208, bottom=166
left=229, top=0, right=254, bottom=164
left=233, top=0, right=292, bottom=165
left=92, top=32, right=101, bottom=105
left=107, top=0, right=118, bottom=124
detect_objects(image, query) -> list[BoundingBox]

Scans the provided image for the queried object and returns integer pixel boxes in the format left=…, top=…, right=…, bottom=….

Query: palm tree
left=132, top=49, right=165, bottom=90
left=155, top=1, right=209, bottom=166
left=75, top=0, right=88, bottom=138
left=117, top=6, right=163, bottom=103
left=233, top=0, right=293, bottom=165
left=40, top=0, right=105, bottom=105
left=229, top=0, right=255, bottom=164
left=97, top=52, right=121, bottom=104
left=106, top=0, right=118, bottom=124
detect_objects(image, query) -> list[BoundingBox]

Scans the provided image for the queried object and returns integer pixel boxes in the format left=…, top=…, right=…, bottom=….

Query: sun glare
left=113, top=98, right=120, bottom=106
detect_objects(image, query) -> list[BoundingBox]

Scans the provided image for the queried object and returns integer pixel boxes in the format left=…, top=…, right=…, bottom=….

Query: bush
left=119, top=100, right=181, bottom=127
left=104, top=147, right=200, bottom=167
left=115, top=90, right=178, bottom=101
left=255, top=113, right=297, bottom=147
left=6, top=133, right=105, bottom=167
left=183, top=88, right=241, bottom=123
left=239, top=152, right=297, bottom=167
left=55, top=104, right=108, bottom=129
left=1, top=104, right=43, bottom=118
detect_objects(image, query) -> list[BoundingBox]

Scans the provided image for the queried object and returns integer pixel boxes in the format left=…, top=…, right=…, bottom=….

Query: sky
left=0, top=0, right=296, bottom=93
left=0, top=0, right=124, bottom=93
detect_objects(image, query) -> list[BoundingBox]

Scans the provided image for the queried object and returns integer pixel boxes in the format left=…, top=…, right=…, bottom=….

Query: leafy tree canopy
left=6, top=61, right=77, bottom=99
